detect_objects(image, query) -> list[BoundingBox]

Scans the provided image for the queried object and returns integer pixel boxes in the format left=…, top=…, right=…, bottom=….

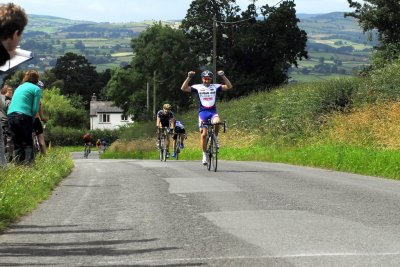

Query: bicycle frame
left=202, top=120, right=226, bottom=172
left=158, top=127, right=170, bottom=161
left=173, top=132, right=184, bottom=160
left=84, top=143, right=91, bottom=158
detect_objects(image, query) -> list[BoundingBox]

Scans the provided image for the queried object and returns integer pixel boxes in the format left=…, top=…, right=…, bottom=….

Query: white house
left=89, top=94, right=133, bottom=130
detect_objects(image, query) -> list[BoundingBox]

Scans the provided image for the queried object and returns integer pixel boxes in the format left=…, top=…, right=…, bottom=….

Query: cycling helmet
left=201, top=70, right=213, bottom=78
left=163, top=103, right=171, bottom=110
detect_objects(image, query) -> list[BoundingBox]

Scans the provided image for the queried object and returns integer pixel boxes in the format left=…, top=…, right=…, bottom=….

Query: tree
left=180, top=0, right=240, bottom=66
left=105, top=23, right=200, bottom=120
left=180, top=0, right=307, bottom=96
left=105, top=67, right=143, bottom=116
left=347, top=0, right=400, bottom=45
left=41, top=88, right=88, bottom=129
left=225, top=1, right=308, bottom=95
left=346, top=0, right=400, bottom=65
left=52, top=52, right=101, bottom=106
left=74, top=40, right=86, bottom=50
left=122, top=23, right=198, bottom=117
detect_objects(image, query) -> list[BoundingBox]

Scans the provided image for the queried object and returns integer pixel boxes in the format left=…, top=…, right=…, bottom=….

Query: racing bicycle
left=158, top=127, right=171, bottom=162
left=84, top=142, right=91, bottom=159
left=173, top=132, right=186, bottom=160
left=202, top=119, right=226, bottom=172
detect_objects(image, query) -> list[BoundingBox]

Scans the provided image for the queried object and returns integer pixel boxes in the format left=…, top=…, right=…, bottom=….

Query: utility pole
left=212, top=14, right=217, bottom=83
left=153, top=70, right=156, bottom=118
left=146, top=82, right=149, bottom=112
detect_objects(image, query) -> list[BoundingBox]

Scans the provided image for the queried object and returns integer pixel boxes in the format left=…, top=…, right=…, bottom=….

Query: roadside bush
left=214, top=77, right=360, bottom=144
left=353, top=59, right=400, bottom=105
left=45, top=126, right=120, bottom=146
left=118, top=121, right=155, bottom=140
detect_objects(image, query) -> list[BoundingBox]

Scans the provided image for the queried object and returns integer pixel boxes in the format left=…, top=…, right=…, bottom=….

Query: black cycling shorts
left=33, top=117, right=43, bottom=135
left=173, top=128, right=185, bottom=140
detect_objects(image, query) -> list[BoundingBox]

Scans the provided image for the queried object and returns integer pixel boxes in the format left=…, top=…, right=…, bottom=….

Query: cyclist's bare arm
left=156, top=116, right=161, bottom=128
left=218, top=70, right=233, bottom=91
left=181, top=71, right=195, bottom=92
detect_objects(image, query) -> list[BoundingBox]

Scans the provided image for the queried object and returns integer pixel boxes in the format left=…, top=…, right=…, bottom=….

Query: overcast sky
left=8, top=0, right=358, bottom=23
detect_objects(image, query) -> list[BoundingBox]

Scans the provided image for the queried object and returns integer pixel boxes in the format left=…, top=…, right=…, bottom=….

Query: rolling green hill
left=20, top=13, right=373, bottom=79
left=20, top=15, right=180, bottom=72
left=291, top=12, right=376, bottom=82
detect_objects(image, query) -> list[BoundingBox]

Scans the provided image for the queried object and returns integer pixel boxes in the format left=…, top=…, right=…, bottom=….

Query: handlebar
left=201, top=120, right=227, bottom=133
left=157, top=126, right=174, bottom=135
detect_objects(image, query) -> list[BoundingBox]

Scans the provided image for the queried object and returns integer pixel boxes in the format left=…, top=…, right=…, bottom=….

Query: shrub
left=45, top=126, right=121, bottom=146
left=353, top=59, right=400, bottom=104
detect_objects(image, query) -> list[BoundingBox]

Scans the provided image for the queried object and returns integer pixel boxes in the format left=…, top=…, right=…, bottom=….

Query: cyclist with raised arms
left=181, top=70, right=232, bottom=165
left=156, top=103, right=175, bottom=158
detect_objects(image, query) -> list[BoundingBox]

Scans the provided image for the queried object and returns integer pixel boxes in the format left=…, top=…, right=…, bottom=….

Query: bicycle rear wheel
left=33, top=134, right=40, bottom=156
left=175, top=137, right=181, bottom=160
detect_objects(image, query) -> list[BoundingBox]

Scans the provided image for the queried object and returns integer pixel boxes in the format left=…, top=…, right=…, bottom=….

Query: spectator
left=1, top=83, right=13, bottom=162
left=0, top=90, right=6, bottom=167
left=7, top=70, right=42, bottom=164
left=0, top=3, right=28, bottom=66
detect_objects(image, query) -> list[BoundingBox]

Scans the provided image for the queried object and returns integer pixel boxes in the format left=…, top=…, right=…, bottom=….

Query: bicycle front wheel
left=210, top=135, right=218, bottom=172
left=84, top=146, right=89, bottom=158
left=159, top=139, right=164, bottom=161
left=207, top=136, right=212, bottom=171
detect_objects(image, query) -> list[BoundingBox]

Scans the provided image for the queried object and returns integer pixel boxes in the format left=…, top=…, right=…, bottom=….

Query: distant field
left=112, top=52, right=133, bottom=57
left=290, top=72, right=348, bottom=83
left=22, top=13, right=373, bottom=82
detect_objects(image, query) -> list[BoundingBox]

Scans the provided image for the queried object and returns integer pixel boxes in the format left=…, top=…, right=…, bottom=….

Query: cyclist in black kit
left=156, top=103, right=175, bottom=158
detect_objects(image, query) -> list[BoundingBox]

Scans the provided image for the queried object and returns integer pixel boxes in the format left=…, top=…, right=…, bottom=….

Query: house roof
left=90, top=100, right=124, bottom=116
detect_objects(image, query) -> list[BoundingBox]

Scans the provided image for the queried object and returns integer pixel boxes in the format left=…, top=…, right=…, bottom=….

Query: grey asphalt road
left=1, top=152, right=400, bottom=266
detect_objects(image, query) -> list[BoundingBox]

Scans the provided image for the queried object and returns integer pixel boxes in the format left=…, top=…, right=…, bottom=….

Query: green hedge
left=44, top=126, right=121, bottom=146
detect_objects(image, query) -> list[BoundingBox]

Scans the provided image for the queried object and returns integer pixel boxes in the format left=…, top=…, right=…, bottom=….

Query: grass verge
left=103, top=138, right=400, bottom=180
left=0, top=148, right=74, bottom=232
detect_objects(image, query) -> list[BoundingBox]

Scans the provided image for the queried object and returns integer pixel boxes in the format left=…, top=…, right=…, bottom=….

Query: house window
left=99, top=114, right=110, bottom=123
left=121, top=115, right=128, bottom=121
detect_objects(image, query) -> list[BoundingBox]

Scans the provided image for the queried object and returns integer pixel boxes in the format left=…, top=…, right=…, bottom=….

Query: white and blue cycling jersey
left=191, top=83, right=222, bottom=112
left=175, top=120, right=184, bottom=130
left=191, top=83, right=222, bottom=127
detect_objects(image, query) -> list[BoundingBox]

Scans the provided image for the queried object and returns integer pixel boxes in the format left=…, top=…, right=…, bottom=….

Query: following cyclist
left=83, top=132, right=92, bottom=154
left=96, top=138, right=101, bottom=153
left=101, top=139, right=108, bottom=152
left=171, top=120, right=186, bottom=158
left=181, top=70, right=232, bottom=165
left=156, top=103, right=175, bottom=158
